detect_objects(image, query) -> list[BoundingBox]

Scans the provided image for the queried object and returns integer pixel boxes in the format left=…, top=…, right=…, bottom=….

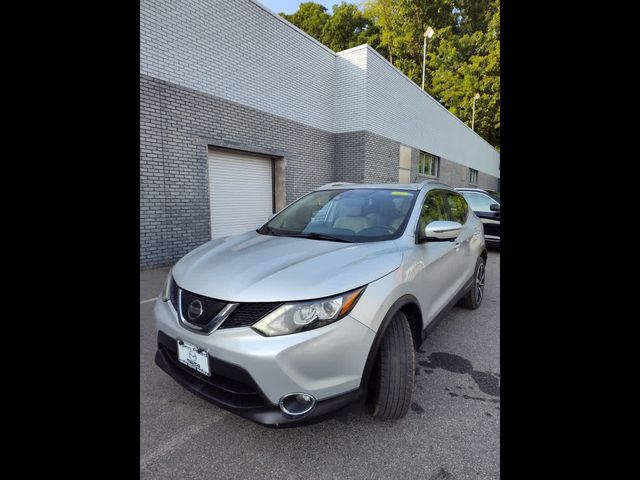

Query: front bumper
left=153, top=298, right=375, bottom=426
left=155, top=334, right=360, bottom=427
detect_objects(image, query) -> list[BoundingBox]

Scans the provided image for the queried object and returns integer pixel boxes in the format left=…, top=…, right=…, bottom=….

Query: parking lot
left=140, top=251, right=500, bottom=480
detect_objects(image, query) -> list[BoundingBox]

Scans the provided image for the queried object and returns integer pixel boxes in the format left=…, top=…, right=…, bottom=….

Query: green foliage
left=321, top=2, right=377, bottom=51
left=280, top=2, right=330, bottom=40
left=454, top=0, right=492, bottom=34
left=280, top=2, right=375, bottom=50
left=280, top=0, right=500, bottom=149
left=428, top=0, right=500, bottom=147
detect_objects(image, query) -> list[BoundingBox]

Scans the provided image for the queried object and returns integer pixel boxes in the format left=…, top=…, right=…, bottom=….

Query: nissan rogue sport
left=154, top=181, right=487, bottom=427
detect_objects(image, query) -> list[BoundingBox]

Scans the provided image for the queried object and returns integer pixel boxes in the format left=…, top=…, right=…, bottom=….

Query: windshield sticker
left=391, top=191, right=409, bottom=196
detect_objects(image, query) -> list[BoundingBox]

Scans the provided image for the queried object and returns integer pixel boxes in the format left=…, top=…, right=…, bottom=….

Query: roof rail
left=417, top=179, right=452, bottom=189
left=319, top=182, right=355, bottom=188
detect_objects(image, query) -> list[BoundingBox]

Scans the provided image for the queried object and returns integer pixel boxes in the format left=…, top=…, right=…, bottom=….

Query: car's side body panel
left=394, top=185, right=486, bottom=330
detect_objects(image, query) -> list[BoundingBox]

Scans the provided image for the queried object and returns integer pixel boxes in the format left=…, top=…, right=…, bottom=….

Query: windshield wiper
left=284, top=232, right=353, bottom=243
left=258, top=227, right=352, bottom=243
left=256, top=225, right=280, bottom=236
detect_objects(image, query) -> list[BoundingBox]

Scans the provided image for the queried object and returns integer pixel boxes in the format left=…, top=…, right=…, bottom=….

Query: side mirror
left=424, top=221, right=462, bottom=241
left=489, top=203, right=500, bottom=212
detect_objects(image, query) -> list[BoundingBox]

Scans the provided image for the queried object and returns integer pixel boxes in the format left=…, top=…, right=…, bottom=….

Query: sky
left=258, top=0, right=354, bottom=15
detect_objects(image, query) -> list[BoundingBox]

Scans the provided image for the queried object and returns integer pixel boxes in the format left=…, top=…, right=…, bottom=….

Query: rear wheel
left=368, top=310, right=415, bottom=419
left=459, top=256, right=486, bottom=309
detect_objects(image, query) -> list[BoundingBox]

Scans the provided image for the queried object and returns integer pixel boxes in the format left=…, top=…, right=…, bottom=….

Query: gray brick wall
left=140, top=74, right=335, bottom=269
left=435, top=157, right=469, bottom=187
left=364, top=132, right=401, bottom=183
left=416, top=156, right=499, bottom=190
left=334, top=132, right=366, bottom=182
left=334, top=131, right=402, bottom=184
left=476, top=171, right=500, bottom=191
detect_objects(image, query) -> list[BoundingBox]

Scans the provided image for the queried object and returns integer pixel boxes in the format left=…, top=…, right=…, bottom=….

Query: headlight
left=161, top=270, right=177, bottom=306
left=252, top=287, right=365, bottom=337
left=161, top=272, right=172, bottom=302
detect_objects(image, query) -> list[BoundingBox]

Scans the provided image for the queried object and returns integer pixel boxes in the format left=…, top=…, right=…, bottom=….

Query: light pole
left=422, top=27, right=434, bottom=91
left=472, top=93, right=480, bottom=131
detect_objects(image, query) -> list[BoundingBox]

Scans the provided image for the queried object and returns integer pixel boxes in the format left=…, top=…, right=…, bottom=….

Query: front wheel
left=368, top=310, right=415, bottom=419
left=459, top=256, right=486, bottom=309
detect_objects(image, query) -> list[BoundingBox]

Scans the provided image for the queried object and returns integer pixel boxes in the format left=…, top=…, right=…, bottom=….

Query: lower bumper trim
left=154, top=346, right=360, bottom=428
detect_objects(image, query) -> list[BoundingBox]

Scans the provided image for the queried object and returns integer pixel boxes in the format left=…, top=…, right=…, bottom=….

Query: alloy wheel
left=475, top=262, right=485, bottom=304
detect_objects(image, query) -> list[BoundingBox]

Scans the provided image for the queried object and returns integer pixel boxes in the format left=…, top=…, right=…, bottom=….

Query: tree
left=320, top=2, right=376, bottom=52
left=428, top=0, right=500, bottom=146
left=363, top=0, right=456, bottom=71
left=364, top=0, right=500, bottom=148
left=361, top=0, right=398, bottom=63
left=280, top=2, right=330, bottom=42
left=453, top=0, right=492, bottom=34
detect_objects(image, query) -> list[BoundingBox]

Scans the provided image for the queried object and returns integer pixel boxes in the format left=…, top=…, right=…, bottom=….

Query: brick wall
left=416, top=156, right=499, bottom=190
left=141, top=0, right=336, bottom=132
left=364, top=132, right=401, bottom=183
left=436, top=157, right=469, bottom=187
left=334, top=131, right=366, bottom=182
left=334, top=48, right=367, bottom=133
left=140, top=75, right=335, bottom=268
left=476, top=171, right=500, bottom=191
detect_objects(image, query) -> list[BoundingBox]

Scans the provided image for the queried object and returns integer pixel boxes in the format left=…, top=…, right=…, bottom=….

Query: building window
left=418, top=152, right=439, bottom=177
left=469, top=168, right=478, bottom=185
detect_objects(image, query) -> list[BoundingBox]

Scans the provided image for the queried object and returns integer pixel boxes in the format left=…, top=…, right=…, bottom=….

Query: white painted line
left=140, top=414, right=224, bottom=471
left=140, top=297, right=158, bottom=305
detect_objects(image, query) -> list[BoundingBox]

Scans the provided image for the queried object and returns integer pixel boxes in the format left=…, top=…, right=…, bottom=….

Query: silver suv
left=154, top=181, right=487, bottom=427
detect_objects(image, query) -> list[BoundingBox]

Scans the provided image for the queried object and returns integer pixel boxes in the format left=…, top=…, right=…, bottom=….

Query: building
left=140, top=0, right=501, bottom=269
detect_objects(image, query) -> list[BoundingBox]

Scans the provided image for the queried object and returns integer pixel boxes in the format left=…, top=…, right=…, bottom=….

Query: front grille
left=180, top=289, right=226, bottom=327
left=219, top=302, right=283, bottom=329
left=170, top=277, right=282, bottom=330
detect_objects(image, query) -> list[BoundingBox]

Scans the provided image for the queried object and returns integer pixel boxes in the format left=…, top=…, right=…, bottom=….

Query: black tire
left=368, top=310, right=415, bottom=419
left=459, top=256, right=486, bottom=309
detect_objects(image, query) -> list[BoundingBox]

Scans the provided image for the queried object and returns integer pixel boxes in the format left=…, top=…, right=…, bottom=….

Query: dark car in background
left=456, top=188, right=500, bottom=246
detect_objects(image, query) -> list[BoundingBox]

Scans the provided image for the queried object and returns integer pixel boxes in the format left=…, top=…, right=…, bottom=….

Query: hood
left=172, top=231, right=402, bottom=302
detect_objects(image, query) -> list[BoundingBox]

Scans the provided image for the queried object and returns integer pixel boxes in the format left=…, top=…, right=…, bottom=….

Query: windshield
left=258, top=189, right=418, bottom=242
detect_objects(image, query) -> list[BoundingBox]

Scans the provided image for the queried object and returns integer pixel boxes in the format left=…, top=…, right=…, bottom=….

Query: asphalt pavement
left=140, top=251, right=500, bottom=479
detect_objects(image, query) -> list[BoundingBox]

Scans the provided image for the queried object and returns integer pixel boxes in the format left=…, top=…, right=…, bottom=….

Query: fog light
left=279, top=393, right=316, bottom=416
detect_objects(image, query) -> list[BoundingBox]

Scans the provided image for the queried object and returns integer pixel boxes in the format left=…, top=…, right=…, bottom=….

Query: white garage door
left=208, top=149, right=274, bottom=239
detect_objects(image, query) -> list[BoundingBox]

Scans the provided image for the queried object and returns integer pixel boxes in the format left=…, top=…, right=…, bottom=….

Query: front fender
left=349, top=268, right=421, bottom=333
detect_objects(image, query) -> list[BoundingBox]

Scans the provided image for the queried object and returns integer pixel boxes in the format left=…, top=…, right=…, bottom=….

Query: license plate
left=177, top=339, right=210, bottom=376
